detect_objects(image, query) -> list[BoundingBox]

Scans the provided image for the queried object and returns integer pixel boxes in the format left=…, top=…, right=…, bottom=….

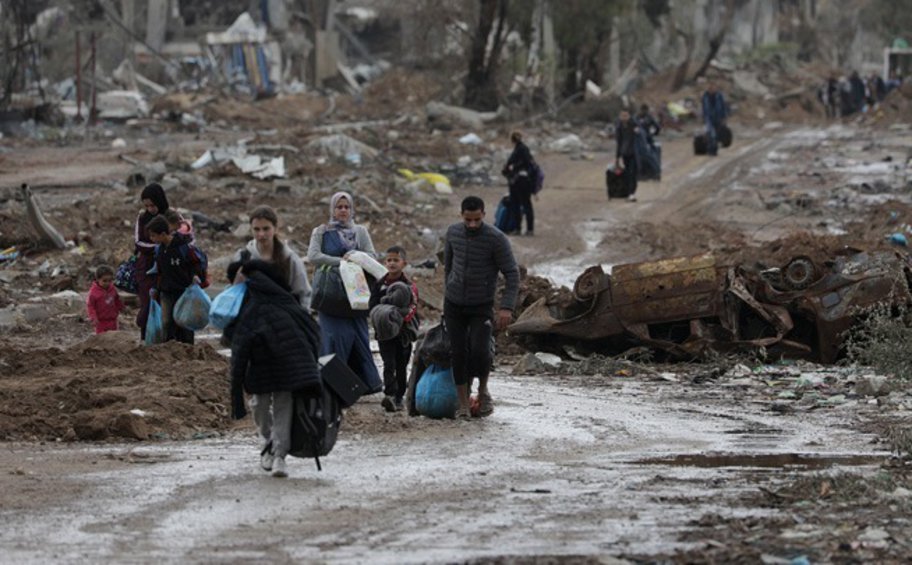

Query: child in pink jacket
left=86, top=265, right=124, bottom=334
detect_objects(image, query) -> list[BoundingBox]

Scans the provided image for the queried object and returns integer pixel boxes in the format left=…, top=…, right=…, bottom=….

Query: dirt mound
left=0, top=332, right=231, bottom=442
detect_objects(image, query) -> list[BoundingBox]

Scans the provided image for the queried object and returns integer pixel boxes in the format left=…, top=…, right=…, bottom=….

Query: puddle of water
left=635, top=452, right=886, bottom=470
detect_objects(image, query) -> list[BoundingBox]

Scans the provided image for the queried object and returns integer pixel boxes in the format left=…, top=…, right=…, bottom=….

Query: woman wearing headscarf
left=307, top=191, right=382, bottom=393
left=134, top=182, right=169, bottom=339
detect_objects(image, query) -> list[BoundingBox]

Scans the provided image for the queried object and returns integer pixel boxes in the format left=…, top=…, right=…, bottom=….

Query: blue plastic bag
left=144, top=296, right=165, bottom=346
left=209, top=282, right=247, bottom=329
left=415, top=363, right=458, bottom=419
left=174, top=283, right=212, bottom=331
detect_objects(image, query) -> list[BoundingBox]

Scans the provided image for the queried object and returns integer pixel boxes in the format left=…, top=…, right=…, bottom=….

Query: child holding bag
left=147, top=215, right=206, bottom=344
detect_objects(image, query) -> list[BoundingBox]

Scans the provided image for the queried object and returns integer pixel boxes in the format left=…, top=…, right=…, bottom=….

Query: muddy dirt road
left=0, top=371, right=889, bottom=563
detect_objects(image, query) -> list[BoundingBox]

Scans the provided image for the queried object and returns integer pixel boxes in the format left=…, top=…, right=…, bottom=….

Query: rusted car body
left=510, top=250, right=912, bottom=362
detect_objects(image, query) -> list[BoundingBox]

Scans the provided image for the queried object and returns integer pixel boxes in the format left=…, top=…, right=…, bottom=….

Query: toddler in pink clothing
left=86, top=265, right=124, bottom=334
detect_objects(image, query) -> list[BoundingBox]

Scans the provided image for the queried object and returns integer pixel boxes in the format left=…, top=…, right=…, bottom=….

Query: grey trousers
left=250, top=392, right=293, bottom=457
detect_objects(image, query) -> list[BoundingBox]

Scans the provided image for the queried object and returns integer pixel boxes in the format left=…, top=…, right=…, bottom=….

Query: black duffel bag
left=311, top=264, right=354, bottom=318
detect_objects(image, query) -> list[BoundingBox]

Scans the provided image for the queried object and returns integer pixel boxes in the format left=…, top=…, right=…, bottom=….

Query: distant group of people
left=819, top=70, right=904, bottom=118
left=611, top=101, right=667, bottom=200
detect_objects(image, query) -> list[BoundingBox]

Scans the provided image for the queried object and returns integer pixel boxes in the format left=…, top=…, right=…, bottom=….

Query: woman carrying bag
left=307, top=191, right=382, bottom=394
left=232, top=206, right=311, bottom=309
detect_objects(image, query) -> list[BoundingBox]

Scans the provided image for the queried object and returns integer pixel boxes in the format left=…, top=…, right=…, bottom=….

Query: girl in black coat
left=230, top=260, right=321, bottom=478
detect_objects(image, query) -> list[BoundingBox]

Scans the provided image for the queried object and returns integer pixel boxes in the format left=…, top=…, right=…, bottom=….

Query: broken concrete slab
left=305, top=134, right=379, bottom=161
left=425, top=101, right=505, bottom=130
left=97, top=90, right=150, bottom=120
left=855, top=375, right=891, bottom=397
left=22, top=184, right=66, bottom=250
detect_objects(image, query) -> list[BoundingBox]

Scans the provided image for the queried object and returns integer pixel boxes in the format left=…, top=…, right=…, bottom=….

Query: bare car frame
left=510, top=249, right=912, bottom=362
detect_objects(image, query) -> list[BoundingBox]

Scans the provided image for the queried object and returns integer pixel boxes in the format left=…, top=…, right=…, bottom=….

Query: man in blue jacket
left=444, top=196, right=520, bottom=419
left=702, top=82, right=728, bottom=156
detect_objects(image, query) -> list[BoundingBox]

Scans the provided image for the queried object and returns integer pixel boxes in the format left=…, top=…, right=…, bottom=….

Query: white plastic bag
left=346, top=250, right=388, bottom=279
left=339, top=260, right=371, bottom=310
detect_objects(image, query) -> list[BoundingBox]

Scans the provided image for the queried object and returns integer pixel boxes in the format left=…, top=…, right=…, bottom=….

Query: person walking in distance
left=615, top=109, right=639, bottom=201
left=501, top=131, right=536, bottom=236
left=701, top=82, right=728, bottom=156
left=444, top=196, right=520, bottom=419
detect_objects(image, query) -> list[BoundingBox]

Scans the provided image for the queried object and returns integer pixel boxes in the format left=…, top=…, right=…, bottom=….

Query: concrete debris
left=97, top=91, right=150, bottom=120
left=548, top=134, right=584, bottom=153
left=855, top=375, right=891, bottom=397
left=513, top=352, right=546, bottom=374
left=191, top=145, right=286, bottom=179
left=22, top=185, right=66, bottom=250
left=425, top=102, right=505, bottom=130
left=305, top=134, right=380, bottom=161
left=459, top=133, right=483, bottom=145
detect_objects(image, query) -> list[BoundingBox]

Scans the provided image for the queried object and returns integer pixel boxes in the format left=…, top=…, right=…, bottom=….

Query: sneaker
left=627, top=195, right=638, bottom=202
left=271, top=456, right=287, bottom=478
left=394, top=397, right=404, bottom=411
left=524, top=231, right=535, bottom=237
left=381, top=395, right=396, bottom=413
left=477, top=391, right=494, bottom=417
left=454, top=405, right=472, bottom=420
left=260, top=442, right=274, bottom=472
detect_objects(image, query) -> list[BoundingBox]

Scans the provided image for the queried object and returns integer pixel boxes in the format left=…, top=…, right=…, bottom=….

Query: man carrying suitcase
left=702, top=82, right=729, bottom=156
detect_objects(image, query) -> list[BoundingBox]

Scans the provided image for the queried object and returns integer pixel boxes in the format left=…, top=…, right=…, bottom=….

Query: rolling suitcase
left=718, top=124, right=733, bottom=148
left=693, top=133, right=708, bottom=155
left=605, top=167, right=628, bottom=199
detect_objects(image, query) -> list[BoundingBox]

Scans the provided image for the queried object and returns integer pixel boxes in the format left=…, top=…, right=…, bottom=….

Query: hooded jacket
left=230, top=271, right=322, bottom=416
left=154, top=232, right=205, bottom=294
left=86, top=281, right=124, bottom=323
left=135, top=183, right=169, bottom=256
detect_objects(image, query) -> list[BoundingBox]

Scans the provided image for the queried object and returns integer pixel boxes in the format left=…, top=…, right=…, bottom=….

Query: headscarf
left=329, top=191, right=358, bottom=251
left=136, top=182, right=170, bottom=247
left=139, top=183, right=169, bottom=223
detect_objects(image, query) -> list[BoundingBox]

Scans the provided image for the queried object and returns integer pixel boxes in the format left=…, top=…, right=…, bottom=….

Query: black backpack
left=288, top=384, right=342, bottom=471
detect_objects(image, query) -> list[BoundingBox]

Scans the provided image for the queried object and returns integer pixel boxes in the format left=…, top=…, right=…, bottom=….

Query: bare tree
left=463, top=0, right=510, bottom=110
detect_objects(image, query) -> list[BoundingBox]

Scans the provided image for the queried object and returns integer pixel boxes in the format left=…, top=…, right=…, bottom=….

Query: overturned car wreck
left=511, top=250, right=912, bottom=362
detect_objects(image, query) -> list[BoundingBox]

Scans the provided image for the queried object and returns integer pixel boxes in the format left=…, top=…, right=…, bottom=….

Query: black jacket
left=503, top=141, right=534, bottom=182
left=155, top=233, right=204, bottom=294
left=230, top=271, right=322, bottom=418
left=615, top=119, right=637, bottom=158
left=444, top=222, right=519, bottom=310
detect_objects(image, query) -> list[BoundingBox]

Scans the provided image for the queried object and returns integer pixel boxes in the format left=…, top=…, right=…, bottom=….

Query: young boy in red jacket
left=86, top=265, right=124, bottom=334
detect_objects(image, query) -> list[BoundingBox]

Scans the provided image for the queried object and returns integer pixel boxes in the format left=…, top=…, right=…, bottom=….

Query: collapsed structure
left=511, top=249, right=912, bottom=362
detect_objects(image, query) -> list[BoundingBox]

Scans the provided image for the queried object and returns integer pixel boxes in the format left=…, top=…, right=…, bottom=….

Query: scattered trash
left=533, top=352, right=562, bottom=368
left=458, top=133, right=483, bottom=145
left=888, top=232, right=907, bottom=246
left=191, top=145, right=286, bottom=179
left=0, top=247, right=19, bottom=262
left=398, top=169, right=453, bottom=194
